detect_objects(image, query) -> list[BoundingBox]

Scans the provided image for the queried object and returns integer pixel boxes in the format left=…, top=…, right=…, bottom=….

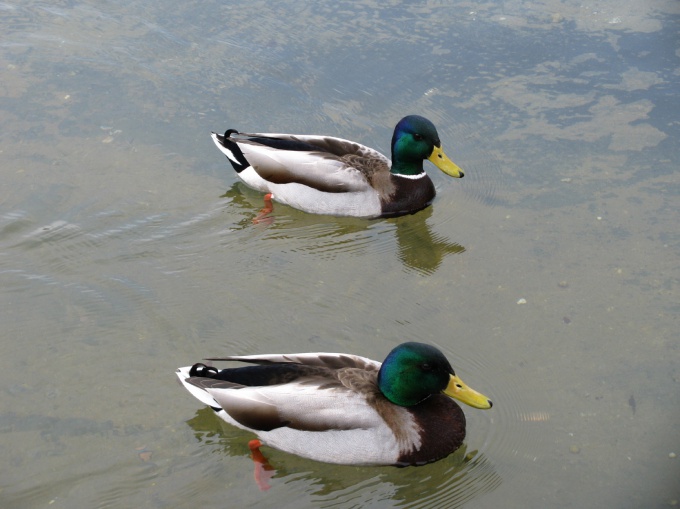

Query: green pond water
left=1, top=1, right=678, bottom=507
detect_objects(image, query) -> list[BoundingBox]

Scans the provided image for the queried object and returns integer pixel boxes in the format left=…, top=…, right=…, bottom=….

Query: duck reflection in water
left=221, top=183, right=465, bottom=274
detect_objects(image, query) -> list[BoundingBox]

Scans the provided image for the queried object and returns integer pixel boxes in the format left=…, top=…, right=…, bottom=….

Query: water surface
left=1, top=0, right=679, bottom=508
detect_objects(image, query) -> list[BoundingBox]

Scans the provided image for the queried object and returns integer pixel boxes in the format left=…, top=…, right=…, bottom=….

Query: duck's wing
left=177, top=353, right=383, bottom=432
left=213, top=132, right=391, bottom=193
left=192, top=375, right=382, bottom=432
left=246, top=133, right=387, bottom=160
left=206, top=351, right=381, bottom=371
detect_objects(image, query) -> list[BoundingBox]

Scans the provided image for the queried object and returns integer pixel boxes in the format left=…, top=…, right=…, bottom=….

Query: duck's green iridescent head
left=377, top=342, right=493, bottom=409
left=390, top=115, right=464, bottom=178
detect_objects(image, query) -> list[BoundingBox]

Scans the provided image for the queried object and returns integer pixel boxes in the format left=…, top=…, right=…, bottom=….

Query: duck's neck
left=390, top=160, right=425, bottom=176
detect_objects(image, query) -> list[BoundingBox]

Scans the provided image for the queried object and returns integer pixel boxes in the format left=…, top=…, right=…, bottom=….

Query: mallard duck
left=211, top=115, right=464, bottom=218
left=176, top=342, right=492, bottom=466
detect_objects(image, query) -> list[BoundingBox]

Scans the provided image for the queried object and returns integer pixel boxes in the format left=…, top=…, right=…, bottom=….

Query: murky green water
left=1, top=0, right=678, bottom=507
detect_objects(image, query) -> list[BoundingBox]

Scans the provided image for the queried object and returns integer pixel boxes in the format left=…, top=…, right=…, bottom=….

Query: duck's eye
left=413, top=134, right=423, bottom=141
left=420, top=363, right=432, bottom=371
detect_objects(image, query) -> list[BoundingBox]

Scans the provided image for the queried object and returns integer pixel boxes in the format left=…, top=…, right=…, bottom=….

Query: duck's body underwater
left=212, top=115, right=464, bottom=218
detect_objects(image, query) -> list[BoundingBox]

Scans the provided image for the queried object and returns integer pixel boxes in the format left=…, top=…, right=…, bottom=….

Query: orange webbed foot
left=248, top=439, right=275, bottom=491
left=252, top=193, right=274, bottom=225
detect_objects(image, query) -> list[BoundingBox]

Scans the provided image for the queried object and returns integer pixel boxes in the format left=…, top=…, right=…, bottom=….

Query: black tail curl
left=189, top=363, right=219, bottom=378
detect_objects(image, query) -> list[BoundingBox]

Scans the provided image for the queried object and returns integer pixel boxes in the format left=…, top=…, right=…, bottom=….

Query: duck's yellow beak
left=428, top=146, right=464, bottom=178
left=443, top=374, right=492, bottom=409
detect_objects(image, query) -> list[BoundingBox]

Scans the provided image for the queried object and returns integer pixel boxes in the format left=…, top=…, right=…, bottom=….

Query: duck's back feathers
left=180, top=355, right=392, bottom=439
left=220, top=131, right=390, bottom=167
left=213, top=131, right=388, bottom=193
left=205, top=351, right=380, bottom=371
